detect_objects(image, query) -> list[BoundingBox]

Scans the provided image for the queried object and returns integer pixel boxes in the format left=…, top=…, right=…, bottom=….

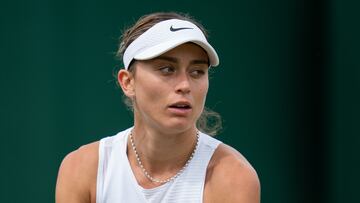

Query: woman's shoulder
left=60, top=141, right=100, bottom=171
left=57, top=128, right=130, bottom=180
left=204, top=143, right=261, bottom=203
left=56, top=141, right=100, bottom=202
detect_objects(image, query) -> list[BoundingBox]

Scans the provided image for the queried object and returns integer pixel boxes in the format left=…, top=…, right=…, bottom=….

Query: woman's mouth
left=168, top=102, right=192, bottom=115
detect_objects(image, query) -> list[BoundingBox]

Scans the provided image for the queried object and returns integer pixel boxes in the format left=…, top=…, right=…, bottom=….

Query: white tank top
left=96, top=127, right=222, bottom=203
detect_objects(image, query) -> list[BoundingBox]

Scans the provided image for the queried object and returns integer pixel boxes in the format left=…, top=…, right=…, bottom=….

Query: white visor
left=123, top=19, right=219, bottom=69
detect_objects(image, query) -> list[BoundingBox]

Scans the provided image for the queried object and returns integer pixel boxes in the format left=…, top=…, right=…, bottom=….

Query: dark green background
left=1, top=0, right=359, bottom=202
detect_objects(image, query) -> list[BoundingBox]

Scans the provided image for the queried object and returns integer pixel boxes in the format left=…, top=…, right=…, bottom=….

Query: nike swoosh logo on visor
left=170, top=26, right=194, bottom=32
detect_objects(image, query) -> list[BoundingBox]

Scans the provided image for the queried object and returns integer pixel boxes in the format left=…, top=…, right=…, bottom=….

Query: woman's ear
left=118, top=69, right=135, bottom=98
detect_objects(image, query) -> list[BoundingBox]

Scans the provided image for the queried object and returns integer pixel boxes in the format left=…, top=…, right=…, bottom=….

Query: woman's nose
left=175, top=72, right=191, bottom=94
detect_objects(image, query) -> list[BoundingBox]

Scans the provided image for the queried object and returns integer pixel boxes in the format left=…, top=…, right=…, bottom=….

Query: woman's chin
left=159, top=118, right=195, bottom=133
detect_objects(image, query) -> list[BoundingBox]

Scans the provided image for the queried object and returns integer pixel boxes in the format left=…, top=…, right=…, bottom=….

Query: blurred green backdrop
left=1, top=0, right=359, bottom=202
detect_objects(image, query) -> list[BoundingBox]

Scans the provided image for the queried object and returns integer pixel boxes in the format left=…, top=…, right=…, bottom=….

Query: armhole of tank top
left=199, top=134, right=222, bottom=203
left=96, top=137, right=106, bottom=203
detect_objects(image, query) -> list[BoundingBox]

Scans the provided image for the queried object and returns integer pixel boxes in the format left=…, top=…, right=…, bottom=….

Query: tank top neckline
left=121, top=128, right=204, bottom=192
left=96, top=127, right=222, bottom=203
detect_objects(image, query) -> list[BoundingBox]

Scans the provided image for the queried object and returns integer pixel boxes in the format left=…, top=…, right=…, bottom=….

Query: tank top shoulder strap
left=96, top=127, right=146, bottom=203
left=199, top=132, right=222, bottom=150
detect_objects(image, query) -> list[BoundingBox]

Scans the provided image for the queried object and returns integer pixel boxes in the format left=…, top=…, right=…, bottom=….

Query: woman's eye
left=190, top=69, right=206, bottom=77
left=159, top=66, right=175, bottom=74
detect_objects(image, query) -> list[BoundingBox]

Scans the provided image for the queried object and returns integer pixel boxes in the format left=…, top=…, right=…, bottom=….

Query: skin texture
left=56, top=43, right=260, bottom=203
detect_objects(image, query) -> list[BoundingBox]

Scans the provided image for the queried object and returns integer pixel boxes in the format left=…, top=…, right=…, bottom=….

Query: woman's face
left=131, top=43, right=209, bottom=133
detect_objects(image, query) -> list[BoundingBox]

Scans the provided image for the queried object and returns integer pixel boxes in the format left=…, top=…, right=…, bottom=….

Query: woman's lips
left=167, top=106, right=192, bottom=116
left=167, top=101, right=192, bottom=116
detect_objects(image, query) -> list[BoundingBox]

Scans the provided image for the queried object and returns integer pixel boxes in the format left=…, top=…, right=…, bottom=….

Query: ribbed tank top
left=96, top=127, right=222, bottom=203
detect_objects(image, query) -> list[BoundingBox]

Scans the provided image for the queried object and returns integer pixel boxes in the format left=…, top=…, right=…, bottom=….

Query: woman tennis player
left=56, top=12, right=260, bottom=203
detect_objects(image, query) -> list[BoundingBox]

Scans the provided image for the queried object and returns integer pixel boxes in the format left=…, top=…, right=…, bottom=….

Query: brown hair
left=116, top=12, right=222, bottom=136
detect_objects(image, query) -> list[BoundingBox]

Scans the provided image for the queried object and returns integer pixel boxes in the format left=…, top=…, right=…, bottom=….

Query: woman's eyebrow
left=155, top=56, right=178, bottom=63
left=191, top=59, right=209, bottom=65
left=155, top=56, right=209, bottom=65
